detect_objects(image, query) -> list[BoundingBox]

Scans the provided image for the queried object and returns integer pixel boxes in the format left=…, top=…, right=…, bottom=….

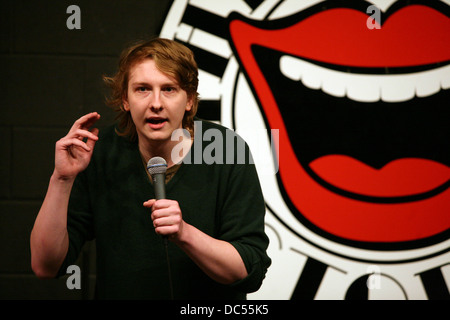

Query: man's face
left=124, top=58, right=192, bottom=146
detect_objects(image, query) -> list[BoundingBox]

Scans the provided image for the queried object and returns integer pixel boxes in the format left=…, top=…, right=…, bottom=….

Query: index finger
left=72, top=112, right=101, bottom=131
left=152, top=199, right=176, bottom=210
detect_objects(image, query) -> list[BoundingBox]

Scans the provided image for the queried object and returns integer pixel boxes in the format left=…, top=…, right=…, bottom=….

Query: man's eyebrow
left=130, top=81, right=179, bottom=87
left=130, top=82, right=150, bottom=87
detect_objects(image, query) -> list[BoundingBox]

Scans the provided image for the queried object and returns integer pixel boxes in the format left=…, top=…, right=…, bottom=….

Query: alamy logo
left=66, top=5, right=81, bottom=30
left=171, top=121, right=279, bottom=175
left=66, top=265, right=81, bottom=290
left=366, top=5, right=381, bottom=29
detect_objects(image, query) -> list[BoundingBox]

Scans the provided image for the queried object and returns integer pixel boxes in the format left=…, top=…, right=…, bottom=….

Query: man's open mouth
left=147, top=117, right=168, bottom=124
left=228, top=2, right=450, bottom=247
left=146, top=117, right=168, bottom=128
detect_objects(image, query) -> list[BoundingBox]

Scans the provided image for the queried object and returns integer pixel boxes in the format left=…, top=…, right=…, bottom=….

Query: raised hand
left=54, top=112, right=100, bottom=180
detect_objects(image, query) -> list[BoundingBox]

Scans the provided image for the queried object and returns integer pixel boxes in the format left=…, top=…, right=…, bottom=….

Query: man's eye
left=137, top=87, right=148, bottom=92
left=164, top=87, right=176, bottom=93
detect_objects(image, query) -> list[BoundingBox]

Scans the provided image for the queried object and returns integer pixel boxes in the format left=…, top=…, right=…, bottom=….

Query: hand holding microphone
left=144, top=157, right=184, bottom=239
left=145, top=157, right=176, bottom=299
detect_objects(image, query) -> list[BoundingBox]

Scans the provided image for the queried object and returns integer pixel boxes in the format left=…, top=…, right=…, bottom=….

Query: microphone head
left=147, top=156, right=168, bottom=177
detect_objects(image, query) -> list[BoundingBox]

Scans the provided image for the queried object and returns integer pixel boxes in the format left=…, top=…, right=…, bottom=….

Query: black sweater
left=59, top=119, right=271, bottom=299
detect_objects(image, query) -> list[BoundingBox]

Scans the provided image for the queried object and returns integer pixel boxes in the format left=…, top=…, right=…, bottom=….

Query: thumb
left=143, top=199, right=156, bottom=208
left=86, top=128, right=99, bottom=150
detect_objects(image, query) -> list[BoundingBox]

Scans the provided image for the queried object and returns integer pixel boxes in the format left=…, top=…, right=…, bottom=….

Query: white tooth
left=416, top=69, right=440, bottom=97
left=280, top=55, right=322, bottom=89
left=441, top=66, right=450, bottom=90
left=322, top=72, right=346, bottom=98
left=279, top=55, right=301, bottom=81
left=302, top=74, right=321, bottom=90
left=345, top=74, right=381, bottom=102
left=380, top=74, right=415, bottom=102
left=280, top=55, right=450, bottom=103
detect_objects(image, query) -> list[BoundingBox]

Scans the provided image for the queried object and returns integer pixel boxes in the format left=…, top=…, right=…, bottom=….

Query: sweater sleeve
left=218, top=160, right=271, bottom=293
left=56, top=170, right=94, bottom=277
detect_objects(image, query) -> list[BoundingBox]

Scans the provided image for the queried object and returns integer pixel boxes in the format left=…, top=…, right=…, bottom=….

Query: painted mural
left=160, top=0, right=450, bottom=299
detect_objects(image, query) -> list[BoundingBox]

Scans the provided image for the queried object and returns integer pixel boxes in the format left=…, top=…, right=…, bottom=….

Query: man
left=30, top=38, right=271, bottom=299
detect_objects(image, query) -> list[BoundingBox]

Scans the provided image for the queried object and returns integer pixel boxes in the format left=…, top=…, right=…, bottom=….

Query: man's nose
left=149, top=90, right=163, bottom=111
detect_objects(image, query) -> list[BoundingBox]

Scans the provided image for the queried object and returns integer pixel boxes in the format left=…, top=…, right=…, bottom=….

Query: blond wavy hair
left=103, top=38, right=199, bottom=141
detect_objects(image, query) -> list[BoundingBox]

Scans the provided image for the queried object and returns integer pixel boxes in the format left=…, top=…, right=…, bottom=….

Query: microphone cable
left=163, top=237, right=174, bottom=300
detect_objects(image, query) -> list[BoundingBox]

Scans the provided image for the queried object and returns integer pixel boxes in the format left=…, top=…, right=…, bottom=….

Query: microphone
left=146, top=156, right=173, bottom=299
left=147, top=156, right=167, bottom=200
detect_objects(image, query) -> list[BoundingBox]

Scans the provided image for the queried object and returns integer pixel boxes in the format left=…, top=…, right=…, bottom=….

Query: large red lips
left=229, top=4, right=450, bottom=243
left=310, top=156, right=449, bottom=197
left=235, top=5, right=450, bottom=67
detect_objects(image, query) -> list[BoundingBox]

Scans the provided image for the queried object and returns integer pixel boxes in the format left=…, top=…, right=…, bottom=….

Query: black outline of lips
left=227, top=0, right=450, bottom=251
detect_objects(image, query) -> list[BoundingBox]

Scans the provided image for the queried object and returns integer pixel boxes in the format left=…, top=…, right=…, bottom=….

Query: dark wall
left=0, top=0, right=173, bottom=299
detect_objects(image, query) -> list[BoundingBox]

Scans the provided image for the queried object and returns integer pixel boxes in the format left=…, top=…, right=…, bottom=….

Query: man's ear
left=185, top=96, right=193, bottom=112
left=122, top=94, right=130, bottom=111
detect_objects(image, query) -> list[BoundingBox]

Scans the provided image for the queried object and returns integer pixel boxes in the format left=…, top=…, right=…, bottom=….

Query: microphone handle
left=153, top=173, right=166, bottom=199
left=153, top=172, right=168, bottom=243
